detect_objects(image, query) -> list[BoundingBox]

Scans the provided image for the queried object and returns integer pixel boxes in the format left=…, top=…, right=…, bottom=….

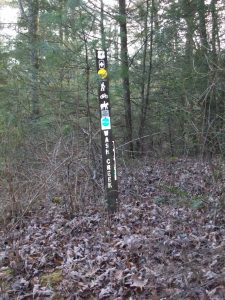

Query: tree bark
left=197, top=0, right=215, bottom=158
left=28, top=0, right=40, bottom=119
left=210, top=0, right=224, bottom=153
left=118, top=0, right=134, bottom=157
left=100, top=0, right=106, bottom=50
left=182, top=0, right=196, bottom=154
left=137, top=0, right=154, bottom=155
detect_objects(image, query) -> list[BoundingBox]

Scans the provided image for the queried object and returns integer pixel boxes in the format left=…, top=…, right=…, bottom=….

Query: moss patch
left=0, top=267, right=14, bottom=277
left=0, top=267, right=13, bottom=290
left=40, top=270, right=63, bottom=287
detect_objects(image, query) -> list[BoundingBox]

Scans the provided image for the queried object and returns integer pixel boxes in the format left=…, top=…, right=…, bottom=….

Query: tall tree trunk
left=100, top=0, right=106, bottom=50
left=197, top=0, right=209, bottom=52
left=118, top=0, right=134, bottom=157
left=81, top=22, right=99, bottom=182
left=210, top=0, right=223, bottom=153
left=136, top=0, right=150, bottom=154
left=182, top=0, right=195, bottom=70
left=137, top=0, right=154, bottom=155
left=28, top=0, right=40, bottom=119
left=197, top=0, right=214, bottom=158
left=182, top=0, right=196, bottom=154
left=211, top=0, right=218, bottom=64
left=59, top=0, right=65, bottom=124
left=197, top=0, right=222, bottom=157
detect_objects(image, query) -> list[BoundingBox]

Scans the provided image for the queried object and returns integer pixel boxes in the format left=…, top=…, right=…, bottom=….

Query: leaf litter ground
left=1, top=158, right=225, bottom=299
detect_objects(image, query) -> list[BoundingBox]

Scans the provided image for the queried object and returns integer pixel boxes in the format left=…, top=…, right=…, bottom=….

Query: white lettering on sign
left=106, top=155, right=112, bottom=189
left=99, top=60, right=105, bottom=68
left=106, top=149, right=110, bottom=155
left=100, top=101, right=109, bottom=110
left=98, top=51, right=105, bottom=59
left=104, top=130, right=109, bottom=137
left=101, top=82, right=106, bottom=92
left=105, top=143, right=109, bottom=149
left=100, top=93, right=108, bottom=100
left=105, top=137, right=109, bottom=143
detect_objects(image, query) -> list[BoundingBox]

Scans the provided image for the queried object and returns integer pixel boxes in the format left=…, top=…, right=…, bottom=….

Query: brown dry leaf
left=115, top=270, right=123, bottom=281
left=2, top=158, right=225, bottom=299
left=85, top=267, right=99, bottom=277
left=130, top=275, right=148, bottom=290
left=207, top=285, right=225, bottom=299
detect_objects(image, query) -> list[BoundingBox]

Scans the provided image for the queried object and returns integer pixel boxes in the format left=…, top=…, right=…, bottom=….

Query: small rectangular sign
left=101, top=116, right=111, bottom=130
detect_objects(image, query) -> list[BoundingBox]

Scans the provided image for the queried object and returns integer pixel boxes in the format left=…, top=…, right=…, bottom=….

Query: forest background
left=0, top=0, right=225, bottom=219
left=1, top=0, right=225, bottom=298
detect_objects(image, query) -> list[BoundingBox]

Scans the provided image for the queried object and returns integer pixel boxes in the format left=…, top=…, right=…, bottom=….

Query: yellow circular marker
left=98, top=68, right=108, bottom=79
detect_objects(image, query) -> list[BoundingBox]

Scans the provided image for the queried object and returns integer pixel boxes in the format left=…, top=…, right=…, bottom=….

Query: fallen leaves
left=1, top=158, right=225, bottom=299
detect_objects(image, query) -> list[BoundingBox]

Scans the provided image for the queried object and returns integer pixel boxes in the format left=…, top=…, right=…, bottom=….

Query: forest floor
left=1, top=158, right=225, bottom=299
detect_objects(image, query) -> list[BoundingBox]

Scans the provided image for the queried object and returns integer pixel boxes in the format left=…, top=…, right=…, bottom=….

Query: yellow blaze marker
left=98, top=68, right=108, bottom=79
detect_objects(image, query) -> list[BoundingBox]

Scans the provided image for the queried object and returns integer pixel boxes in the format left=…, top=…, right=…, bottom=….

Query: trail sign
left=96, top=49, right=118, bottom=213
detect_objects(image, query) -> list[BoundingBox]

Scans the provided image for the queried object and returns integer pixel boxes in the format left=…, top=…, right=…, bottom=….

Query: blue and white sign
left=101, top=116, right=111, bottom=130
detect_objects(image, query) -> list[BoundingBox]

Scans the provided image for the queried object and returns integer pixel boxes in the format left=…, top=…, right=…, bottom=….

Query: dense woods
left=1, top=0, right=224, bottom=156
left=1, top=0, right=225, bottom=298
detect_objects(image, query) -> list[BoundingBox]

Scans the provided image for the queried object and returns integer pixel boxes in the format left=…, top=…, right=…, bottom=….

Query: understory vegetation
left=1, top=0, right=225, bottom=298
left=1, top=158, right=225, bottom=298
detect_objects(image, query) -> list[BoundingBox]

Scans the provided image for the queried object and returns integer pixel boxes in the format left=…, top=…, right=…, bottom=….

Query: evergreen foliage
left=0, top=0, right=225, bottom=218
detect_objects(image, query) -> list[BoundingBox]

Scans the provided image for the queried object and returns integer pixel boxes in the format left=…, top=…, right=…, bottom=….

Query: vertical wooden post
left=96, top=49, right=118, bottom=213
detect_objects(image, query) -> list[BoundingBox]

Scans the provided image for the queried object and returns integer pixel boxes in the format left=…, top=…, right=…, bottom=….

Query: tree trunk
left=197, top=0, right=213, bottom=158
left=210, top=0, right=223, bottom=154
left=118, top=0, right=134, bottom=157
left=100, top=0, right=106, bottom=50
left=182, top=0, right=197, bottom=154
left=136, top=0, right=150, bottom=154
left=28, top=0, right=40, bottom=119
left=137, top=0, right=154, bottom=155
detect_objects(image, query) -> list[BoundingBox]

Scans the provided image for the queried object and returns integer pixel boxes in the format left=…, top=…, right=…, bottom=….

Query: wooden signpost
left=96, top=50, right=118, bottom=213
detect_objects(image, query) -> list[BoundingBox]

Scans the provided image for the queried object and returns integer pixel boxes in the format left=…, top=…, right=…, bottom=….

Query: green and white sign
left=101, top=116, right=111, bottom=130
